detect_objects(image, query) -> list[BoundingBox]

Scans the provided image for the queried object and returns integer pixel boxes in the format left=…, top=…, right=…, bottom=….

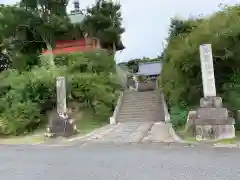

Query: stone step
left=122, top=101, right=161, bottom=106
left=123, top=97, right=159, bottom=101
left=119, top=108, right=164, bottom=114
left=118, top=115, right=164, bottom=120
left=118, top=111, right=163, bottom=116
left=123, top=95, right=159, bottom=100
left=121, top=104, right=162, bottom=109
left=118, top=114, right=164, bottom=120
left=124, top=90, right=157, bottom=94
left=116, top=90, right=165, bottom=123
left=120, top=110, right=163, bottom=114
left=123, top=104, right=163, bottom=108
left=117, top=118, right=164, bottom=123
left=121, top=105, right=161, bottom=110
left=123, top=100, right=161, bottom=104
left=124, top=93, right=159, bottom=97
left=123, top=93, right=161, bottom=100
left=122, top=101, right=162, bottom=105
left=121, top=106, right=163, bottom=110
left=118, top=110, right=165, bottom=116
left=118, top=118, right=162, bottom=122
left=118, top=112, right=162, bottom=116
left=122, top=102, right=162, bottom=105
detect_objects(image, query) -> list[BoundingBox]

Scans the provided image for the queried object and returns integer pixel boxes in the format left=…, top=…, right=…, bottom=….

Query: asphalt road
left=1, top=143, right=240, bottom=180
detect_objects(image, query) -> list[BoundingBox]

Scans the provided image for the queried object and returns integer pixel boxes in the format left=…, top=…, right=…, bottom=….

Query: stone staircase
left=116, top=90, right=165, bottom=123
left=61, top=90, right=179, bottom=145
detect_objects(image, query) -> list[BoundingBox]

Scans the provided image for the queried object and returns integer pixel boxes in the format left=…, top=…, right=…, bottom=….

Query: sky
left=1, top=0, right=239, bottom=62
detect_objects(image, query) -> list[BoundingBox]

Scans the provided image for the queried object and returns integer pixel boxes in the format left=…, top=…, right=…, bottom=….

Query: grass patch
left=0, top=109, right=109, bottom=144
left=74, top=110, right=108, bottom=135
left=175, top=127, right=198, bottom=142
left=0, top=129, right=45, bottom=144
left=216, top=138, right=235, bottom=144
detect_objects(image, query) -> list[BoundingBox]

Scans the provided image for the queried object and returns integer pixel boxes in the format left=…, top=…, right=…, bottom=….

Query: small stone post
left=194, top=44, right=235, bottom=141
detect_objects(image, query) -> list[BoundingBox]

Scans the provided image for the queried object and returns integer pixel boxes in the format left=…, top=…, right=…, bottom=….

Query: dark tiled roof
left=135, top=62, right=162, bottom=76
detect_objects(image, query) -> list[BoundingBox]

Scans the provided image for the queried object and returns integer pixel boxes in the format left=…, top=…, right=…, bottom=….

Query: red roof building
left=42, top=37, right=101, bottom=55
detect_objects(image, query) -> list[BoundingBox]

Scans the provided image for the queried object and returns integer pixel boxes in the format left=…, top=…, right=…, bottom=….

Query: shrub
left=170, top=104, right=189, bottom=128
left=11, top=53, right=40, bottom=71
left=222, top=73, right=240, bottom=111
left=0, top=51, right=120, bottom=135
left=0, top=67, right=63, bottom=135
left=0, top=101, right=40, bottom=135
left=55, top=50, right=116, bottom=74
left=68, top=72, right=118, bottom=114
left=222, top=73, right=240, bottom=130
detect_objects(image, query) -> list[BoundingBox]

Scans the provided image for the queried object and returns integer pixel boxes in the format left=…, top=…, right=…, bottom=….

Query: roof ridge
left=138, top=61, right=161, bottom=65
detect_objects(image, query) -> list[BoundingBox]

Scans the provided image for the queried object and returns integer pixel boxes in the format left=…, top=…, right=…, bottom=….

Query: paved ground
left=2, top=122, right=240, bottom=179
left=1, top=143, right=240, bottom=180
left=64, top=122, right=176, bottom=146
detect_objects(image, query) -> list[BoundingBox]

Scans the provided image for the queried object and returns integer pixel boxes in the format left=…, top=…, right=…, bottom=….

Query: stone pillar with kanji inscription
left=195, top=44, right=235, bottom=141
left=45, top=76, right=77, bottom=138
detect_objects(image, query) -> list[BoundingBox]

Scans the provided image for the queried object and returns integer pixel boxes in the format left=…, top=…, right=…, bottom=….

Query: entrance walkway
left=65, top=122, right=177, bottom=145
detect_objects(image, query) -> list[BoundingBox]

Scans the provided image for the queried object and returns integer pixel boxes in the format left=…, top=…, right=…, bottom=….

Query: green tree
left=20, top=0, right=68, bottom=17
left=167, top=17, right=202, bottom=41
left=82, top=0, right=125, bottom=52
left=160, top=5, right=240, bottom=109
left=0, top=4, right=81, bottom=69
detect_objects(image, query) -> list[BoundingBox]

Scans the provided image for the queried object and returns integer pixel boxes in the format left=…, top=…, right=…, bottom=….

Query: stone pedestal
left=45, top=113, right=78, bottom=138
left=195, top=97, right=235, bottom=141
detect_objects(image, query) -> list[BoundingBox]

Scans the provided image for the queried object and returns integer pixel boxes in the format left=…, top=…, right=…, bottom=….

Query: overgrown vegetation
left=0, top=0, right=124, bottom=136
left=160, top=5, right=240, bottom=128
left=0, top=51, right=119, bottom=135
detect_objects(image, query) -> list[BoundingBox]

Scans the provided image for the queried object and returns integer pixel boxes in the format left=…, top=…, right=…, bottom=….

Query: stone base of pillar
left=195, top=124, right=235, bottom=141
left=45, top=113, right=78, bottom=138
left=237, top=110, right=240, bottom=121
left=195, top=97, right=235, bottom=141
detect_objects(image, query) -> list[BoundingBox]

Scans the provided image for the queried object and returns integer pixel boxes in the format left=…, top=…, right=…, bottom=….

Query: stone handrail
left=161, top=92, right=171, bottom=123
left=155, top=80, right=170, bottom=123
left=155, top=80, right=183, bottom=141
left=109, top=91, right=124, bottom=124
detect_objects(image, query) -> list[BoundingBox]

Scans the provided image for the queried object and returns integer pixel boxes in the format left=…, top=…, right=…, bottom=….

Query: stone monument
left=45, top=76, right=77, bottom=137
left=56, top=76, right=67, bottom=115
left=195, top=44, right=235, bottom=141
